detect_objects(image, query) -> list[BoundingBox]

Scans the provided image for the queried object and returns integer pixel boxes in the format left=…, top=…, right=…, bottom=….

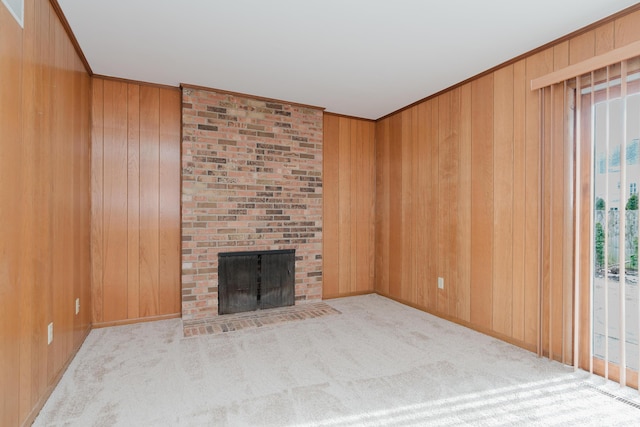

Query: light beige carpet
left=34, top=294, right=640, bottom=426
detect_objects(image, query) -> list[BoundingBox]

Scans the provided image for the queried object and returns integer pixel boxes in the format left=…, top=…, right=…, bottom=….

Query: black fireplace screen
left=218, top=249, right=295, bottom=315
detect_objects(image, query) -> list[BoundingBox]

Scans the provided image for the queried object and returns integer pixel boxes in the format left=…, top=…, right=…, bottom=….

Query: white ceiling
left=59, top=0, right=639, bottom=119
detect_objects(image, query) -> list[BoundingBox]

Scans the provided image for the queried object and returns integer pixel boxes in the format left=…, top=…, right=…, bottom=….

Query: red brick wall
left=181, top=87, right=323, bottom=320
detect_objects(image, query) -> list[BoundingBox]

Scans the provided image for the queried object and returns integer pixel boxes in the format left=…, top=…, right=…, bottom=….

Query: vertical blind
left=537, top=52, right=640, bottom=389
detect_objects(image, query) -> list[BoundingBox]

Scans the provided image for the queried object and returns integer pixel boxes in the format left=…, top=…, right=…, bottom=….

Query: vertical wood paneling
left=322, top=115, right=340, bottom=297
left=493, top=65, right=515, bottom=336
left=102, top=80, right=129, bottom=322
left=338, top=118, right=351, bottom=294
left=33, top=0, right=52, bottom=411
left=427, top=101, right=440, bottom=312
left=357, top=120, right=375, bottom=292
left=52, top=15, right=75, bottom=372
left=410, top=107, right=420, bottom=303
left=438, top=90, right=460, bottom=316
left=437, top=94, right=449, bottom=313
left=370, top=5, right=640, bottom=358
left=91, top=78, right=181, bottom=325
left=457, top=84, right=472, bottom=322
left=401, top=110, right=413, bottom=302
left=512, top=60, right=527, bottom=342
left=367, top=122, right=376, bottom=293
left=349, top=121, right=359, bottom=293
left=595, top=22, right=615, bottom=55
left=0, top=4, right=23, bottom=426
left=1, top=1, right=92, bottom=425
left=159, top=89, right=181, bottom=314
left=139, top=86, right=161, bottom=318
left=388, top=114, right=403, bottom=298
left=19, top=0, right=41, bottom=416
left=323, top=114, right=376, bottom=298
left=127, top=84, right=140, bottom=319
left=91, top=79, right=104, bottom=323
left=470, top=74, right=495, bottom=330
left=415, top=102, right=430, bottom=308
left=569, top=31, right=596, bottom=65
left=614, top=9, right=640, bottom=48
left=375, top=118, right=390, bottom=295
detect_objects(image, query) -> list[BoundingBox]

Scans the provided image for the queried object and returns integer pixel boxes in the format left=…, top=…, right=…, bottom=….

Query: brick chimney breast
left=181, top=88, right=323, bottom=320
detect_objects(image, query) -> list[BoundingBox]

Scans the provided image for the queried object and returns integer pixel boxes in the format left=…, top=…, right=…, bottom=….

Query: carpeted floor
left=34, top=294, right=640, bottom=426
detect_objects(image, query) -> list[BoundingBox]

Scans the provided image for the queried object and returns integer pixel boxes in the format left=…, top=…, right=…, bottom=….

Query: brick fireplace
left=181, top=86, right=323, bottom=321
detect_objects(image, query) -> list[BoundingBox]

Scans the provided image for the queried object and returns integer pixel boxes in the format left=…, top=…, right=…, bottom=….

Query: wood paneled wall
left=375, top=8, right=640, bottom=355
left=0, top=1, right=92, bottom=425
left=323, top=114, right=376, bottom=298
left=91, top=78, right=181, bottom=326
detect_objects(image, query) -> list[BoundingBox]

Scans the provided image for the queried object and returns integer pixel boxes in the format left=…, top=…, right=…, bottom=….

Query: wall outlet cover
left=438, top=277, right=445, bottom=289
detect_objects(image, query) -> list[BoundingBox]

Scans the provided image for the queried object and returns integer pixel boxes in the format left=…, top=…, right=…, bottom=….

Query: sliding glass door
left=585, top=58, right=640, bottom=387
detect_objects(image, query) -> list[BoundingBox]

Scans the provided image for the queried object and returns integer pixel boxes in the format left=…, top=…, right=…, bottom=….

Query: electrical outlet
left=438, top=277, right=445, bottom=289
left=47, top=322, right=53, bottom=345
left=75, top=298, right=80, bottom=315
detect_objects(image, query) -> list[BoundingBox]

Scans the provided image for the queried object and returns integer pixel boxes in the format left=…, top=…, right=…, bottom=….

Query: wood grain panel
left=0, top=4, right=23, bottom=426
left=91, top=79, right=105, bottom=323
left=1, top=1, right=92, bottom=425
left=554, top=41, right=570, bottom=71
left=615, top=9, right=640, bottom=48
left=437, top=94, right=449, bottom=314
left=375, top=118, right=390, bottom=295
left=158, top=89, right=181, bottom=314
left=426, top=100, right=439, bottom=312
left=457, top=83, right=472, bottom=322
left=569, top=31, right=596, bottom=65
left=415, top=102, right=431, bottom=309
left=512, top=60, right=527, bottom=342
left=102, top=80, right=129, bottom=322
left=322, top=115, right=340, bottom=297
left=388, top=114, right=403, bottom=298
left=127, top=84, right=141, bottom=319
left=323, top=113, right=375, bottom=298
left=493, top=65, right=515, bottom=337
left=32, top=0, right=53, bottom=412
left=19, top=0, right=41, bottom=417
left=595, top=22, right=615, bottom=55
left=470, top=74, right=495, bottom=330
left=338, top=117, right=351, bottom=294
left=91, top=78, right=181, bottom=325
left=139, top=86, right=160, bottom=317
left=350, top=120, right=358, bottom=293
left=357, top=120, right=375, bottom=292
left=409, top=106, right=419, bottom=303
left=401, top=109, right=413, bottom=302
left=52, top=15, right=75, bottom=373
left=438, top=89, right=460, bottom=316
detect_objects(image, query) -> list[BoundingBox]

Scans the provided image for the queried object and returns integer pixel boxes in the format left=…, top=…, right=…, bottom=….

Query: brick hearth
left=181, top=87, right=323, bottom=320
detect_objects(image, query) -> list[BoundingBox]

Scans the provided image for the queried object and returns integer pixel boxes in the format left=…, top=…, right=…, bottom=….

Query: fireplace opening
left=218, top=249, right=295, bottom=315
